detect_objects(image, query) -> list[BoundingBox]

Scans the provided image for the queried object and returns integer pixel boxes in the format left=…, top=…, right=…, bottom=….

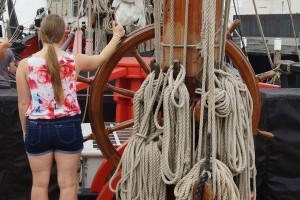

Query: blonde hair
left=40, top=14, right=66, bottom=105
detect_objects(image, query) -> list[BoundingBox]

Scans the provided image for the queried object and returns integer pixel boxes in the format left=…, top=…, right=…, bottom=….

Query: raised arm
left=74, top=21, right=125, bottom=74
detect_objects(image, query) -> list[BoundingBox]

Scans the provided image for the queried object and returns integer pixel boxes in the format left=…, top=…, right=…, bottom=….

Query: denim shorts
left=25, top=115, right=83, bottom=156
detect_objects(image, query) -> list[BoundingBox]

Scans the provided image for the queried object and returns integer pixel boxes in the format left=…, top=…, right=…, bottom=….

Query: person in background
left=0, top=38, right=16, bottom=89
left=16, top=14, right=125, bottom=200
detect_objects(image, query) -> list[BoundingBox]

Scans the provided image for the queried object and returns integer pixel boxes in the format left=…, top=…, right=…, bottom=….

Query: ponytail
left=40, top=14, right=66, bottom=106
left=45, top=43, right=64, bottom=105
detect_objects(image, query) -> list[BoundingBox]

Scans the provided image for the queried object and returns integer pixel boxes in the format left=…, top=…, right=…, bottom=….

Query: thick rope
left=175, top=67, right=255, bottom=200
left=93, top=0, right=111, bottom=53
left=154, top=0, right=163, bottom=64
left=169, top=0, right=175, bottom=65
left=175, top=159, right=240, bottom=200
left=0, top=0, right=6, bottom=19
left=218, top=0, right=231, bottom=69
left=251, top=0, right=275, bottom=69
left=160, top=65, right=192, bottom=185
left=182, top=0, right=189, bottom=67
left=216, top=69, right=256, bottom=200
left=108, top=1, right=256, bottom=200
left=174, top=1, right=256, bottom=199
left=110, top=70, right=167, bottom=200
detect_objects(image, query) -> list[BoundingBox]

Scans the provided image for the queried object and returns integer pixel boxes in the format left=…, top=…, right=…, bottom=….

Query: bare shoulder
left=16, top=58, right=29, bottom=74
left=18, top=58, right=28, bottom=67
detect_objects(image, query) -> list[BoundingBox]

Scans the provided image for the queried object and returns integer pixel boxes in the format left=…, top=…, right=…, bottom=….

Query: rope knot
left=147, top=130, right=162, bottom=141
left=135, top=133, right=148, bottom=140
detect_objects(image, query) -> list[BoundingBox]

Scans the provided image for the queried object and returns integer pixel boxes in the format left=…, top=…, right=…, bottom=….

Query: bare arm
left=16, top=59, right=31, bottom=138
left=74, top=21, right=125, bottom=74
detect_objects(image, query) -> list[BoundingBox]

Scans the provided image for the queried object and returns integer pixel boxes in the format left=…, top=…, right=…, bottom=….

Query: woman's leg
left=27, top=152, right=53, bottom=200
left=54, top=152, right=81, bottom=200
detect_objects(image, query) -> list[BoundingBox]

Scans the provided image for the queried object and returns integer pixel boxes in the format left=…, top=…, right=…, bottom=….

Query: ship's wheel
left=89, top=24, right=260, bottom=169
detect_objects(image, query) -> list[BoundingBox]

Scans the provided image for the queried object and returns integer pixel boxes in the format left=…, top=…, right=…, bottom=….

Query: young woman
left=16, top=14, right=125, bottom=200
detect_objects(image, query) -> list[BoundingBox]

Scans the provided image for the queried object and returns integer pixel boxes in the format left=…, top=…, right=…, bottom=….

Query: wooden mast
left=162, top=0, right=222, bottom=96
left=161, top=0, right=222, bottom=198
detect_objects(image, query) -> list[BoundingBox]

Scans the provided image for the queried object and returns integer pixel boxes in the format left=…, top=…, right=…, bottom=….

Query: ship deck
left=232, top=36, right=300, bottom=56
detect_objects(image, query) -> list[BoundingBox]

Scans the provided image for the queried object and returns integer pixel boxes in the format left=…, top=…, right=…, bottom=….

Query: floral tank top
left=25, top=55, right=81, bottom=119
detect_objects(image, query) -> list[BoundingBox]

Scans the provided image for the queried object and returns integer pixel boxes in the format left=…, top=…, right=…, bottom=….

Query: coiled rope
left=159, top=64, right=192, bottom=185
left=174, top=0, right=256, bottom=199
left=110, top=70, right=167, bottom=200
left=109, top=0, right=256, bottom=199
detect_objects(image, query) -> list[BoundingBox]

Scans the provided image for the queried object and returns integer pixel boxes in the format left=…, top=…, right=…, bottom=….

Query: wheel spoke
left=83, top=133, right=93, bottom=142
left=226, top=19, right=240, bottom=38
left=105, top=119, right=134, bottom=137
left=256, top=70, right=277, bottom=82
left=90, top=25, right=155, bottom=167
left=131, top=48, right=151, bottom=74
left=106, top=83, right=135, bottom=98
left=77, top=75, right=93, bottom=85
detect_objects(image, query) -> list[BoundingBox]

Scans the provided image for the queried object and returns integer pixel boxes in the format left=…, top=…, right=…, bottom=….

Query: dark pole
left=7, top=0, right=19, bottom=38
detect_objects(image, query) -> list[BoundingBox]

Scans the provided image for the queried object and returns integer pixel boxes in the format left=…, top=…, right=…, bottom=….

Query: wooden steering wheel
left=89, top=24, right=260, bottom=168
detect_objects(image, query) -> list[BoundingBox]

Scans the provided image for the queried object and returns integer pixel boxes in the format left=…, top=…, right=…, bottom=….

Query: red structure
left=76, top=57, right=152, bottom=121
left=112, top=57, right=151, bottom=122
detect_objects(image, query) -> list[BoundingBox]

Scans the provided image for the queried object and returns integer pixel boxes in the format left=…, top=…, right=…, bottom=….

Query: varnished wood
left=90, top=24, right=260, bottom=169
left=162, top=0, right=202, bottom=78
left=227, top=19, right=240, bottom=38
left=202, top=179, right=213, bottom=200
left=257, top=129, right=275, bottom=140
left=105, top=119, right=134, bottom=137
left=256, top=70, right=277, bottom=82
left=89, top=24, right=155, bottom=167
left=83, top=133, right=94, bottom=142
left=192, top=99, right=201, bottom=122
left=89, top=1, right=261, bottom=198
left=77, top=75, right=93, bottom=85
left=106, top=83, right=135, bottom=98
left=131, top=48, right=151, bottom=74
left=274, top=50, right=282, bottom=65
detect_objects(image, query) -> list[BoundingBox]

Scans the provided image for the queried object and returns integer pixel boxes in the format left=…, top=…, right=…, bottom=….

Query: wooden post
left=161, top=0, right=222, bottom=199
left=161, top=0, right=222, bottom=97
left=273, top=38, right=282, bottom=65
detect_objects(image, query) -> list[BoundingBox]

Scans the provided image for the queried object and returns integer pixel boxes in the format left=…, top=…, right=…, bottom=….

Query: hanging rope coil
left=108, top=1, right=257, bottom=199
left=175, top=67, right=255, bottom=200
left=214, top=69, right=250, bottom=175
left=174, top=0, right=256, bottom=199
left=110, top=70, right=167, bottom=200
left=160, top=64, right=192, bottom=185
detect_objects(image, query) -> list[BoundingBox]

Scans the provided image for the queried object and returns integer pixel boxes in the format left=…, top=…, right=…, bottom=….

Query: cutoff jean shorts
left=24, top=115, right=83, bottom=156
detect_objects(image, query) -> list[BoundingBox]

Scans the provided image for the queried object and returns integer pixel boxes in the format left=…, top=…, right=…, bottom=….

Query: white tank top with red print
left=25, top=54, right=81, bottom=119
